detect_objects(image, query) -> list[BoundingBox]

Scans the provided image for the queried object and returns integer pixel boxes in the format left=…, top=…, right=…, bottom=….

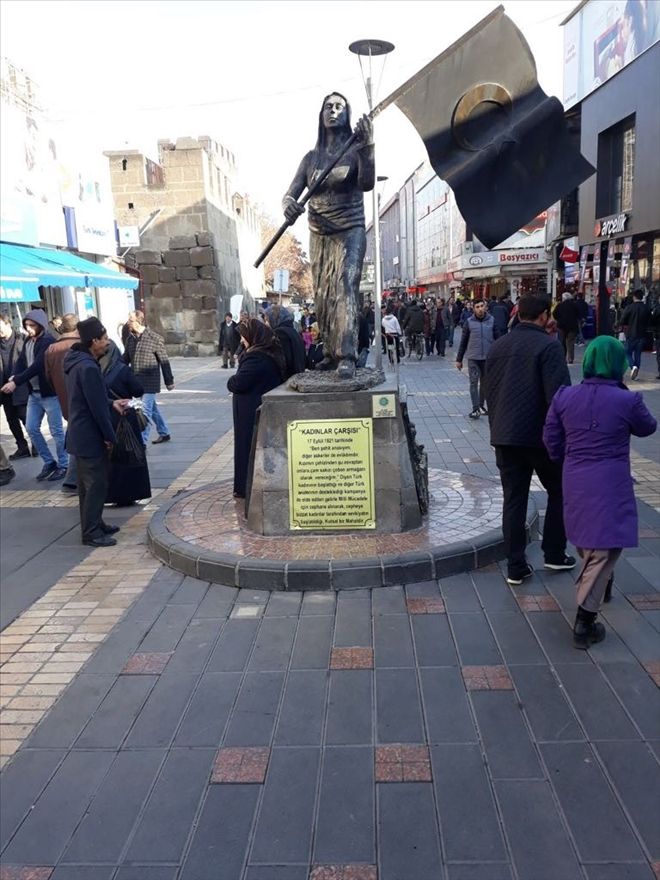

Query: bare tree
left=261, top=217, right=313, bottom=300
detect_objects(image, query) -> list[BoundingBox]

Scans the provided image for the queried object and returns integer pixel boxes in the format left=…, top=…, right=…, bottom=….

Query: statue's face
left=322, top=95, right=347, bottom=130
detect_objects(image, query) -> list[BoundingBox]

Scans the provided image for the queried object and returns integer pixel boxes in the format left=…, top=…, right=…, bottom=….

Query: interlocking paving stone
left=405, top=597, right=446, bottom=614
left=192, top=587, right=236, bottom=619
left=462, top=665, right=513, bottom=690
left=0, top=869, right=54, bottom=880
left=1, top=751, right=115, bottom=865
left=440, top=574, right=481, bottom=611
left=0, top=749, right=65, bottom=850
left=446, top=866, right=513, bottom=880
left=125, top=748, right=214, bottom=862
left=595, top=741, right=660, bottom=858
left=486, top=611, right=547, bottom=664
left=333, top=592, right=372, bottom=647
left=495, top=779, right=583, bottom=880
left=372, top=585, right=407, bottom=615
left=330, top=648, right=374, bottom=670
left=471, top=691, right=542, bottom=779
left=160, top=618, right=219, bottom=674
left=376, top=668, right=424, bottom=744
left=290, top=615, right=334, bottom=669
left=61, top=749, right=164, bottom=863
left=643, top=661, right=660, bottom=686
left=264, top=591, right=302, bottom=617
left=450, top=613, right=503, bottom=665
left=410, top=614, right=458, bottom=666
left=73, top=676, right=157, bottom=748
left=169, top=575, right=209, bottom=605
left=471, top=571, right=518, bottom=611
left=600, top=604, right=660, bottom=664
left=274, top=669, right=327, bottom=746
left=121, top=652, right=172, bottom=675
left=81, top=618, right=154, bottom=674
left=628, top=594, right=660, bottom=610
left=222, top=671, right=285, bottom=747
left=325, top=670, right=373, bottom=745
left=420, top=667, right=478, bottom=742
left=509, top=665, right=583, bottom=741
left=516, top=595, right=561, bottom=612
left=51, top=867, right=114, bottom=880
left=211, top=747, right=270, bottom=783
left=179, top=784, right=260, bottom=880
left=554, top=663, right=642, bottom=740
left=301, top=591, right=336, bottom=615
left=25, top=675, right=115, bottom=749
left=373, top=615, right=415, bottom=667
left=250, top=747, right=320, bottom=863
left=247, top=616, right=298, bottom=671
left=584, top=865, right=657, bottom=880
left=526, top=612, right=591, bottom=664
left=430, top=744, right=506, bottom=861
left=245, top=869, right=308, bottom=880
left=314, top=747, right=375, bottom=864
left=137, top=604, right=196, bottom=652
left=541, top=742, right=645, bottom=861
left=377, top=783, right=443, bottom=880
left=206, top=618, right=260, bottom=672
left=375, top=744, right=431, bottom=782
left=124, top=672, right=198, bottom=747
left=309, top=868, right=377, bottom=880
left=597, top=661, right=660, bottom=738
left=115, top=868, right=177, bottom=880
left=174, top=671, right=241, bottom=747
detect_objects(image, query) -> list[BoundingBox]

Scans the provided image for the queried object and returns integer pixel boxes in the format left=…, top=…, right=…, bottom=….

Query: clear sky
left=1, top=0, right=575, bottom=225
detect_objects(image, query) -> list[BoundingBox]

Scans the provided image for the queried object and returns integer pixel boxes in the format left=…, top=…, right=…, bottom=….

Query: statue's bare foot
left=337, top=358, right=356, bottom=379
left=316, top=357, right=335, bottom=371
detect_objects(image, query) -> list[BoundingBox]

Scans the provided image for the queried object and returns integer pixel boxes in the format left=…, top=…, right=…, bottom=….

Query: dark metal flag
left=376, top=6, right=595, bottom=249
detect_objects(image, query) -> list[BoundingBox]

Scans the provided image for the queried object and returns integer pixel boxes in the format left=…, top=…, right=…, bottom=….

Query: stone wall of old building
left=134, top=232, right=219, bottom=357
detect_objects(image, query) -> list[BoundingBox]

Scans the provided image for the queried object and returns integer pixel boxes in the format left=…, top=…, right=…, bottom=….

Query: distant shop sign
left=497, top=250, right=546, bottom=264
left=594, top=212, right=629, bottom=238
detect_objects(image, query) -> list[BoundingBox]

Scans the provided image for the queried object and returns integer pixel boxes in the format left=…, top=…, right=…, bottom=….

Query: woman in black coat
left=100, top=342, right=152, bottom=506
left=265, top=305, right=306, bottom=379
left=227, top=319, right=285, bottom=499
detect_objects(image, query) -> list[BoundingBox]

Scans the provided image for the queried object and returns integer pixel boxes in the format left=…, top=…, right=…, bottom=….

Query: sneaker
left=468, top=409, right=481, bottom=420
left=544, top=554, right=577, bottom=571
left=507, top=563, right=534, bottom=585
left=8, top=447, right=30, bottom=460
left=0, top=467, right=16, bottom=486
left=36, top=462, right=57, bottom=481
left=479, top=405, right=488, bottom=415
left=47, top=467, right=67, bottom=482
left=631, top=365, right=639, bottom=380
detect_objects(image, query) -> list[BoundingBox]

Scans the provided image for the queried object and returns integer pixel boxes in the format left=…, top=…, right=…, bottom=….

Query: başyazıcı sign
left=288, top=418, right=375, bottom=530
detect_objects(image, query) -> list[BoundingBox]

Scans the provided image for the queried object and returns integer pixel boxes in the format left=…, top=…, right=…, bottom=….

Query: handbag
left=111, top=418, right=146, bottom=468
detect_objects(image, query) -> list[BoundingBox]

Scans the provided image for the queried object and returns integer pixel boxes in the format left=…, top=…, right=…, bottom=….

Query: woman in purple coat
left=543, top=336, right=656, bottom=648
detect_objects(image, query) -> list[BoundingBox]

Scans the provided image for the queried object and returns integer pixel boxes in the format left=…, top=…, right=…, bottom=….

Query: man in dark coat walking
left=485, top=294, right=575, bottom=585
left=0, top=314, right=30, bottom=459
left=123, top=310, right=174, bottom=443
left=219, top=312, right=241, bottom=368
left=553, top=292, right=581, bottom=364
left=620, top=289, right=652, bottom=380
left=63, top=318, right=126, bottom=547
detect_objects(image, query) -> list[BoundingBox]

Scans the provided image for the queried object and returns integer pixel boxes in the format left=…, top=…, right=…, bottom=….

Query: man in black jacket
left=485, top=295, right=574, bottom=585
left=620, top=289, right=652, bottom=380
left=219, top=312, right=241, bottom=368
left=0, top=308, right=68, bottom=480
left=0, top=314, right=30, bottom=459
left=264, top=305, right=306, bottom=378
left=63, top=318, right=127, bottom=547
left=402, top=300, right=424, bottom=354
left=553, top=293, right=581, bottom=364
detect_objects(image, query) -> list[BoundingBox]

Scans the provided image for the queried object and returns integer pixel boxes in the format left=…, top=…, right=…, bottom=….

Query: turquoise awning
left=0, top=241, right=139, bottom=302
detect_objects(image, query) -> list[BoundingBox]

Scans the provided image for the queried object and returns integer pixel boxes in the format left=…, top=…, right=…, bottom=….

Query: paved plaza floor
left=1, top=347, right=659, bottom=880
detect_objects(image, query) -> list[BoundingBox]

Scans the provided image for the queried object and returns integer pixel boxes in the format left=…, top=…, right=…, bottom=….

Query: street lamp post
left=349, top=38, right=394, bottom=371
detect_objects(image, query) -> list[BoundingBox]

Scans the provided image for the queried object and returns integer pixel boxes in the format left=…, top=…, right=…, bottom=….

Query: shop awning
left=0, top=241, right=139, bottom=302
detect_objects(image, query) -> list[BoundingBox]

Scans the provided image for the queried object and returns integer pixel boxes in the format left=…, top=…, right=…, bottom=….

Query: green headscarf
left=582, top=335, right=628, bottom=381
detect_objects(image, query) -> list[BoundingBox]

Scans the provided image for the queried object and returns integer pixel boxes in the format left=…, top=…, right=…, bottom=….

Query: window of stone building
left=596, top=114, right=635, bottom=217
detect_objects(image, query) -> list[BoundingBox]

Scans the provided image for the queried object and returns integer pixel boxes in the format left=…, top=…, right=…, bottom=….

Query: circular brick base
left=147, top=470, right=538, bottom=590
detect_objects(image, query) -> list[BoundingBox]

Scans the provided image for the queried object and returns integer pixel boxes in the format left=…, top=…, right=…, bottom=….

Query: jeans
left=467, top=359, right=486, bottom=410
left=446, top=325, right=455, bottom=347
left=26, top=393, right=67, bottom=468
left=559, top=330, right=577, bottom=363
left=76, top=455, right=109, bottom=541
left=626, top=337, right=644, bottom=371
left=1, top=394, right=28, bottom=450
left=495, top=445, right=566, bottom=573
left=141, top=392, right=170, bottom=443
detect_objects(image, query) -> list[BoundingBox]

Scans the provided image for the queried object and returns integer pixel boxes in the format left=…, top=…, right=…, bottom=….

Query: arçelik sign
left=594, top=213, right=629, bottom=238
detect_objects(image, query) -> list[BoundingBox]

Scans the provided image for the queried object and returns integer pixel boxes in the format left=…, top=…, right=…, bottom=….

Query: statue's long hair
left=315, top=92, right=352, bottom=151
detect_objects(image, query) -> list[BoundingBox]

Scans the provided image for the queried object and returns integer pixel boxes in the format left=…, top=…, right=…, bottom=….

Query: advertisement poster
left=58, top=144, right=117, bottom=256
left=563, top=0, right=660, bottom=109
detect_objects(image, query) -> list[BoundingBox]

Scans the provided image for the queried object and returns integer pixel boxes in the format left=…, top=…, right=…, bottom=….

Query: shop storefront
left=447, top=249, right=548, bottom=301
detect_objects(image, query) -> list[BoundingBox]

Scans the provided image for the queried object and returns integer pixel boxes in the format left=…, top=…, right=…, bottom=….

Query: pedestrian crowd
left=0, top=307, right=175, bottom=548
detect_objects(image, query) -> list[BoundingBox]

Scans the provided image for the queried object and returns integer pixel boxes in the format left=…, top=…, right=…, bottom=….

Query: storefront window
left=596, top=114, right=635, bottom=216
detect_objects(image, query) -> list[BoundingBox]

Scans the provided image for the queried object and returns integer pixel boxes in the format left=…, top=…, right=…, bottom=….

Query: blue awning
left=0, top=241, right=139, bottom=302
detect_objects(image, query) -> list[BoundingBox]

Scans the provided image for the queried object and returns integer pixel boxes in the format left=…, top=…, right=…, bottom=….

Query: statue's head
left=316, top=92, right=352, bottom=148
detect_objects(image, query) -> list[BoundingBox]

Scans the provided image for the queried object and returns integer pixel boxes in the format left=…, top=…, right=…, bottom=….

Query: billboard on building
left=563, top=0, right=660, bottom=109
left=58, top=143, right=117, bottom=256
left=0, top=101, right=67, bottom=247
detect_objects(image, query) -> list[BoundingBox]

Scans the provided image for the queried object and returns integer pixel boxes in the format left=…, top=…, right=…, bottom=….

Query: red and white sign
left=497, top=250, right=546, bottom=264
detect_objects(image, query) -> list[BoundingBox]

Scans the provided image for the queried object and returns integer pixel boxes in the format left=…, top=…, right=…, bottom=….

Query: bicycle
left=406, top=331, right=424, bottom=360
left=384, top=333, right=400, bottom=370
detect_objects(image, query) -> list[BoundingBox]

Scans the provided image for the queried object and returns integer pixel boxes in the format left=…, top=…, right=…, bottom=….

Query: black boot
left=573, top=606, right=606, bottom=650
left=603, top=574, right=613, bottom=603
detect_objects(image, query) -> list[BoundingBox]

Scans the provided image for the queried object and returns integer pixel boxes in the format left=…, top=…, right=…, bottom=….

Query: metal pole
left=366, top=74, right=383, bottom=372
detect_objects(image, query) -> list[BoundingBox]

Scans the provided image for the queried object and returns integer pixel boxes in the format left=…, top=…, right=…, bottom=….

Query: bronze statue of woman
left=283, top=92, right=374, bottom=379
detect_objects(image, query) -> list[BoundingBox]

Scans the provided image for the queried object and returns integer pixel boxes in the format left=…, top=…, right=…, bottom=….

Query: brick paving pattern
left=121, top=651, right=172, bottom=674
left=1, top=353, right=659, bottom=879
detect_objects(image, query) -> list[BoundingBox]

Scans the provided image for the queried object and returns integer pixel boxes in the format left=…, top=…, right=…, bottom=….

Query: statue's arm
left=356, top=142, right=375, bottom=192
left=282, top=152, right=311, bottom=223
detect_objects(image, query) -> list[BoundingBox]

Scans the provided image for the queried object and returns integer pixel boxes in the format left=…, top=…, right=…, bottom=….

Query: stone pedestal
left=246, top=376, right=422, bottom=536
